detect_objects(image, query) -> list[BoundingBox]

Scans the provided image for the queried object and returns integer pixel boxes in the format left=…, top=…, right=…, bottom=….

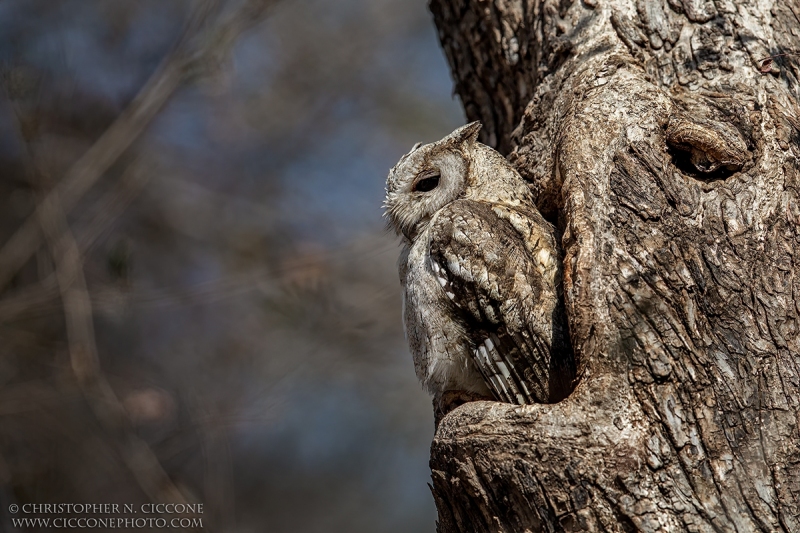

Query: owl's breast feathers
left=427, top=199, right=560, bottom=404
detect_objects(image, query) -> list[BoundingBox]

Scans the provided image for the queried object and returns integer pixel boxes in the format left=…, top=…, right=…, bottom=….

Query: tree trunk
left=427, top=0, right=800, bottom=531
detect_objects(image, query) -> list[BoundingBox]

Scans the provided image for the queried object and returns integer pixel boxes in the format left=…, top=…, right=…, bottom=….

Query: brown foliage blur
left=0, top=1, right=463, bottom=531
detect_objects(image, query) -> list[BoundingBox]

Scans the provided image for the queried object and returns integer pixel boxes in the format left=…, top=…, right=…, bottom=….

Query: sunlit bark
left=429, top=0, right=800, bottom=530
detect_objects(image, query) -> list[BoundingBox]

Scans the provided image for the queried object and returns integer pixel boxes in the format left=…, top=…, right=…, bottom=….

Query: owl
left=384, top=122, right=573, bottom=409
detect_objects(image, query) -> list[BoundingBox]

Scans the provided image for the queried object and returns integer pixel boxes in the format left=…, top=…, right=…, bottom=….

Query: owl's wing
left=429, top=200, right=554, bottom=405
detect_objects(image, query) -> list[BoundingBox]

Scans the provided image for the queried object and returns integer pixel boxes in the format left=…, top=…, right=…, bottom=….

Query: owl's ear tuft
left=447, top=121, right=482, bottom=148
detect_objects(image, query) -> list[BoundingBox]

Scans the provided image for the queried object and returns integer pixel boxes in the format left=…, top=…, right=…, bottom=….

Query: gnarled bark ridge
left=428, top=0, right=800, bottom=531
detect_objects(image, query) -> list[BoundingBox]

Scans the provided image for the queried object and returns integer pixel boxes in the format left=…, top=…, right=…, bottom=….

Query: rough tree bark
left=427, top=0, right=800, bottom=531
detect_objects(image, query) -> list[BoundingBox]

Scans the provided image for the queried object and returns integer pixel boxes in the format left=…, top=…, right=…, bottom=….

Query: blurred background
left=0, top=0, right=464, bottom=531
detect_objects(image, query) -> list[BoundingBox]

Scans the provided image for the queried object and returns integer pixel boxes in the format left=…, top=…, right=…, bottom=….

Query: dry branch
left=36, top=188, right=205, bottom=522
left=0, top=0, right=282, bottom=526
left=0, top=0, right=279, bottom=293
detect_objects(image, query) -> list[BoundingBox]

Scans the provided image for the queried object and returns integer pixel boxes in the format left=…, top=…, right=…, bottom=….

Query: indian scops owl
left=384, top=122, right=574, bottom=409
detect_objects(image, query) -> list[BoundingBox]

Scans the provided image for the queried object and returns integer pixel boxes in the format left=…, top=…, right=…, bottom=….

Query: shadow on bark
left=428, top=0, right=800, bottom=531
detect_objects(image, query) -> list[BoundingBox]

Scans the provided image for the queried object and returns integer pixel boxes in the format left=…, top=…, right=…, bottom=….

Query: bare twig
left=0, top=0, right=279, bottom=293
left=3, top=107, right=188, bottom=506
left=73, top=162, right=153, bottom=254
left=0, top=277, right=59, bottom=321
left=0, top=0, right=283, bottom=521
left=0, top=163, right=150, bottom=322
left=0, top=58, right=182, bottom=292
left=195, top=403, right=236, bottom=531
left=36, top=186, right=194, bottom=509
left=0, top=234, right=396, bottom=322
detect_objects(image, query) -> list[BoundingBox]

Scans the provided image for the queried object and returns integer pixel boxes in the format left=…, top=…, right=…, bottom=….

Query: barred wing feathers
left=429, top=200, right=555, bottom=405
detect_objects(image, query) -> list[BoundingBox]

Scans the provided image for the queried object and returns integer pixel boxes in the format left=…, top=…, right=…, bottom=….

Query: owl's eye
left=412, top=174, right=440, bottom=192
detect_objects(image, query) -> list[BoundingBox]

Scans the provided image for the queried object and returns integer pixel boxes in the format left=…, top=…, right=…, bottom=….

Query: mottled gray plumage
left=384, top=122, right=571, bottom=406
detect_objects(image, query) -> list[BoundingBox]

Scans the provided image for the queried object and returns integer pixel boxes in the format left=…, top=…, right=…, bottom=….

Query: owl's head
left=384, top=122, right=481, bottom=241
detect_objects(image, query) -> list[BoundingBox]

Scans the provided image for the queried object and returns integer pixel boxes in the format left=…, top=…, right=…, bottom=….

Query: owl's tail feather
left=471, top=332, right=548, bottom=405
